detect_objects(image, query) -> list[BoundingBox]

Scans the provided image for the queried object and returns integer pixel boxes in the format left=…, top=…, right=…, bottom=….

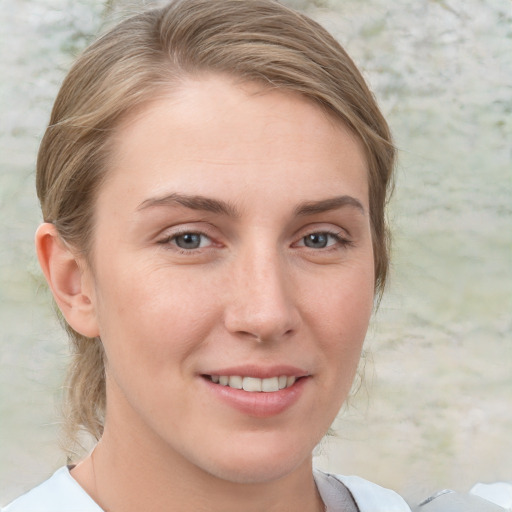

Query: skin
left=36, top=75, right=375, bottom=512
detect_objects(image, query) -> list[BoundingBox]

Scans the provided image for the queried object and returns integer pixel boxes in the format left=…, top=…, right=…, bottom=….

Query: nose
left=223, top=246, right=301, bottom=343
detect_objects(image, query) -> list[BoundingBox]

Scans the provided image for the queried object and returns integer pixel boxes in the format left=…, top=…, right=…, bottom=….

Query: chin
left=208, top=457, right=310, bottom=485
left=195, top=432, right=316, bottom=485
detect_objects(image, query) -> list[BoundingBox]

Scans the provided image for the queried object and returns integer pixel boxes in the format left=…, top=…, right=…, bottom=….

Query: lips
left=201, top=366, right=309, bottom=417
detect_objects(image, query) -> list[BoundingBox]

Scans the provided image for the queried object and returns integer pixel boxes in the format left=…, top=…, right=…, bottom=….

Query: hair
left=36, top=0, right=395, bottom=454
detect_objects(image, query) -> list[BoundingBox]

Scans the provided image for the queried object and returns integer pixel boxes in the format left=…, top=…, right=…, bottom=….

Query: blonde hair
left=36, top=0, right=395, bottom=454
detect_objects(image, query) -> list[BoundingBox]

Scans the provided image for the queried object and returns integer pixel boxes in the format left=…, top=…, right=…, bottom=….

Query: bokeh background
left=1, top=0, right=510, bottom=506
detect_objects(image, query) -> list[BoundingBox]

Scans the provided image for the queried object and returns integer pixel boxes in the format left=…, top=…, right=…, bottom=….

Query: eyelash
left=157, top=229, right=214, bottom=254
left=157, top=228, right=353, bottom=254
left=296, top=230, right=354, bottom=251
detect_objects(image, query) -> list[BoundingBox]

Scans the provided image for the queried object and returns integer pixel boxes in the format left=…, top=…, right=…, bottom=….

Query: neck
left=72, top=423, right=324, bottom=512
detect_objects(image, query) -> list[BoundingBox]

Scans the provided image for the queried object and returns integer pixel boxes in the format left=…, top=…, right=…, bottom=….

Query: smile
left=207, top=375, right=297, bottom=392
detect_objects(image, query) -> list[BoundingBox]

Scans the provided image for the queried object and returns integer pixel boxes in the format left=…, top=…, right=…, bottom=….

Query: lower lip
left=202, top=377, right=308, bottom=418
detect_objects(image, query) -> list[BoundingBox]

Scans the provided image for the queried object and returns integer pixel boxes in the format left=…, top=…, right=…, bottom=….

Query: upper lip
left=201, top=364, right=310, bottom=379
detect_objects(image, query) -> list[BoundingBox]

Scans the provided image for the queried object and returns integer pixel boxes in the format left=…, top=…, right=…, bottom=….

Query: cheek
left=309, top=260, right=374, bottom=333
left=306, top=260, right=374, bottom=384
left=93, top=265, right=220, bottom=368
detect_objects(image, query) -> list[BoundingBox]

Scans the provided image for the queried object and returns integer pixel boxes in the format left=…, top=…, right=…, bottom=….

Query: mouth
left=203, top=374, right=298, bottom=392
left=201, top=369, right=309, bottom=417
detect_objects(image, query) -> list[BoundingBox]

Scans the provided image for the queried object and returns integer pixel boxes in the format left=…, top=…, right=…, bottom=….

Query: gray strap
left=412, top=489, right=507, bottom=511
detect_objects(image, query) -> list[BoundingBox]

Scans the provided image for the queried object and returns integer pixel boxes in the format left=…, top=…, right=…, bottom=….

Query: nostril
left=235, top=328, right=295, bottom=343
left=240, top=331, right=263, bottom=342
left=223, top=294, right=301, bottom=342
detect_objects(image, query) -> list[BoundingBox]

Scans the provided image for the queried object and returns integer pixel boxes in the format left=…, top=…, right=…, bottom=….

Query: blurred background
left=1, top=0, right=510, bottom=505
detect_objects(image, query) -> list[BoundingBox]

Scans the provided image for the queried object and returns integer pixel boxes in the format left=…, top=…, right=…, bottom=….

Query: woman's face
left=83, top=75, right=374, bottom=483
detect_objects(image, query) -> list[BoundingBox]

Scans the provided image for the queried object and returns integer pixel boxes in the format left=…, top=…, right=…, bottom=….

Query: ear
left=35, top=223, right=100, bottom=338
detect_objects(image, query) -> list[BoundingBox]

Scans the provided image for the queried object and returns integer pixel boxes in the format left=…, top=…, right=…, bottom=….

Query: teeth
left=287, top=376, right=296, bottom=387
left=262, top=376, right=279, bottom=392
left=209, top=375, right=298, bottom=392
left=228, top=375, right=243, bottom=389
left=243, top=377, right=262, bottom=392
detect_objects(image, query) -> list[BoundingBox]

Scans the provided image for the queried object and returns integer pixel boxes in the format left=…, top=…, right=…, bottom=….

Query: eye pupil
left=175, top=233, right=202, bottom=249
left=304, top=233, right=328, bottom=248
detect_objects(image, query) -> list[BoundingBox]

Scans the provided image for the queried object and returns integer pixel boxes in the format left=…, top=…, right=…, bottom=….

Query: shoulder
left=314, top=469, right=412, bottom=512
left=411, top=485, right=511, bottom=511
left=1, top=467, right=103, bottom=512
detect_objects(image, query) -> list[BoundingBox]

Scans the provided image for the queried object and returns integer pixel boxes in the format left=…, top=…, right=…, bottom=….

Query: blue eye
left=303, top=233, right=330, bottom=248
left=172, top=232, right=210, bottom=250
left=302, top=232, right=340, bottom=249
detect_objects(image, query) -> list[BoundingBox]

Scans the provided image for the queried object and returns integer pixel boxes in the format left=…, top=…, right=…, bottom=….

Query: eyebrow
left=294, top=195, right=366, bottom=216
left=137, top=193, right=240, bottom=217
left=137, top=192, right=365, bottom=218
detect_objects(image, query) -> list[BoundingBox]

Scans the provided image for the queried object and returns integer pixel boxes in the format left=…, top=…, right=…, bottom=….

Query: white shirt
left=2, top=466, right=411, bottom=512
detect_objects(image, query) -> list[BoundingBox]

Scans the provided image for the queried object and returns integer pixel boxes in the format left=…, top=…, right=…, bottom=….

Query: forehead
left=101, top=75, right=368, bottom=213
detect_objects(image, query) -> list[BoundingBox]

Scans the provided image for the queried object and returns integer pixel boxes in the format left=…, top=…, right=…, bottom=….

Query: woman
left=2, top=0, right=410, bottom=510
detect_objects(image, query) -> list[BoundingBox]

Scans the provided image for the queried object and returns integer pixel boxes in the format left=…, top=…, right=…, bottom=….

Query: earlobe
left=35, top=223, right=100, bottom=338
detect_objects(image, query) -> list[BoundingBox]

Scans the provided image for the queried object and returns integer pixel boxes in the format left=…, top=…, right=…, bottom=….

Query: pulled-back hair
left=36, top=0, right=395, bottom=454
